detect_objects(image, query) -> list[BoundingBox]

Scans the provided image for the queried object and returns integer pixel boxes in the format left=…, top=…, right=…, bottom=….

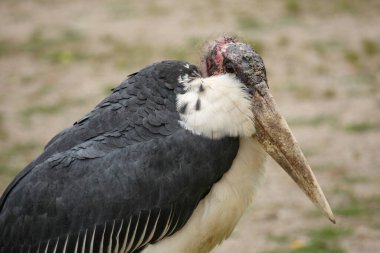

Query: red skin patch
left=205, top=36, right=239, bottom=76
left=214, top=43, right=224, bottom=69
left=208, top=41, right=225, bottom=75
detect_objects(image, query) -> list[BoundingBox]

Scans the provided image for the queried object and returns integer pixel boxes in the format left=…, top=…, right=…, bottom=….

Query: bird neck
left=177, top=74, right=256, bottom=139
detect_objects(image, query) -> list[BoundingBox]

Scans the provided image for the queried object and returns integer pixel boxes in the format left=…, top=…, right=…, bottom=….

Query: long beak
left=252, top=81, right=336, bottom=224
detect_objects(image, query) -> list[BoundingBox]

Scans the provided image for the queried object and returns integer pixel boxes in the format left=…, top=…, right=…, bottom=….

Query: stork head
left=201, top=36, right=336, bottom=223
left=201, top=36, right=266, bottom=88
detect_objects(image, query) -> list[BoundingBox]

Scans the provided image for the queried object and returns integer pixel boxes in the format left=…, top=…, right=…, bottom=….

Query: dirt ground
left=0, top=0, right=379, bottom=252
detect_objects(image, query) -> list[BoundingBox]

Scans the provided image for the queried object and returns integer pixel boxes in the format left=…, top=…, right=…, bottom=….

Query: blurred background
left=0, top=0, right=379, bottom=252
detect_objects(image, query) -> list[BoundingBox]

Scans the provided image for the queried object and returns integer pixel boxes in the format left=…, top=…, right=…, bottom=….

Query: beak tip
left=321, top=201, right=336, bottom=224
left=316, top=191, right=336, bottom=224
left=328, top=212, right=336, bottom=224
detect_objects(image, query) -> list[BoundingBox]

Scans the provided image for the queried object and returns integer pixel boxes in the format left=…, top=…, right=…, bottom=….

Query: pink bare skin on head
left=200, top=36, right=239, bottom=77
left=200, top=36, right=267, bottom=89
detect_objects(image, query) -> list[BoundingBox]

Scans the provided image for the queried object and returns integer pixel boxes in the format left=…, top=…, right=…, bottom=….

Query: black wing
left=0, top=61, right=239, bottom=253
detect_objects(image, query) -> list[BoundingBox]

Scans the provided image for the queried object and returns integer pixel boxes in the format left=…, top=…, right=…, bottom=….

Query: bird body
left=0, top=37, right=335, bottom=253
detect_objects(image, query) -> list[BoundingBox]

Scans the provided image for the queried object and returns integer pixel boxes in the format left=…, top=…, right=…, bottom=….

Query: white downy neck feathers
left=176, top=74, right=256, bottom=139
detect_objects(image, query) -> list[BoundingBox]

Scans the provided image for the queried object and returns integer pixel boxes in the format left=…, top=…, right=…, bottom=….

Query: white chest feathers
left=142, top=138, right=267, bottom=253
left=176, top=74, right=256, bottom=139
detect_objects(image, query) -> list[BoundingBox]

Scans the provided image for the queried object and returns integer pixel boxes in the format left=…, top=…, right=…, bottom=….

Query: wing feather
left=119, top=217, right=131, bottom=253
left=113, top=220, right=123, bottom=253
left=81, top=230, right=87, bottom=253
left=89, top=226, right=96, bottom=253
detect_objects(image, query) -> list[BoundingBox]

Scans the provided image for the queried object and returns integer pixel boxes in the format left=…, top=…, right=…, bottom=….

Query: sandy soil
left=0, top=1, right=379, bottom=252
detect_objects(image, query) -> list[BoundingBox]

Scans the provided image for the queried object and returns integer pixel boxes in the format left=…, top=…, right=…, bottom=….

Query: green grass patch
left=185, top=36, right=202, bottom=47
left=21, top=103, right=64, bottom=116
left=268, top=234, right=289, bottom=243
left=99, top=35, right=154, bottom=69
left=342, top=175, right=371, bottom=184
left=156, top=37, right=199, bottom=63
left=0, top=142, right=41, bottom=176
left=289, top=115, right=380, bottom=133
left=311, top=163, right=345, bottom=174
left=236, top=14, right=262, bottom=30
left=98, top=35, right=200, bottom=70
left=21, top=28, right=90, bottom=64
left=290, top=227, right=351, bottom=253
left=284, top=82, right=316, bottom=100
left=0, top=164, right=17, bottom=177
left=285, top=0, right=301, bottom=15
left=344, top=122, right=380, bottom=133
left=4, top=29, right=201, bottom=69
left=343, top=49, right=359, bottom=65
left=48, top=49, right=89, bottom=64
left=334, top=0, right=355, bottom=13
left=288, top=115, right=339, bottom=128
left=245, top=39, right=265, bottom=55
left=102, top=83, right=116, bottom=95
left=334, top=205, right=369, bottom=217
left=308, top=40, right=342, bottom=57
left=343, top=73, right=378, bottom=96
left=20, top=98, right=85, bottom=122
left=261, top=227, right=351, bottom=253
left=299, top=146, right=319, bottom=157
left=335, top=195, right=380, bottom=217
left=362, top=39, right=378, bottom=56
left=164, top=46, right=193, bottom=62
left=332, top=188, right=380, bottom=218
left=0, top=113, right=7, bottom=140
left=322, top=88, right=337, bottom=99
left=106, top=2, right=135, bottom=18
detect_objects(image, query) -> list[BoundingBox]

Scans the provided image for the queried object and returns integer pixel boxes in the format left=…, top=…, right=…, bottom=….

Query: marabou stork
left=0, top=36, right=335, bottom=253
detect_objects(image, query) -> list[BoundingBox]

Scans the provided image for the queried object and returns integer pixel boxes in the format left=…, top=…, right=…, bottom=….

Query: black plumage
left=0, top=61, right=239, bottom=252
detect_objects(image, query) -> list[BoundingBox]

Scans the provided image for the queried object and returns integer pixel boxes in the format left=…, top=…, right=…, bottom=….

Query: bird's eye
left=225, top=63, right=235, bottom=74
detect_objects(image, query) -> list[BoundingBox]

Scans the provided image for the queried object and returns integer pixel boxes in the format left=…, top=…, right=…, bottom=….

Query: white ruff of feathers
left=176, top=74, right=256, bottom=139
